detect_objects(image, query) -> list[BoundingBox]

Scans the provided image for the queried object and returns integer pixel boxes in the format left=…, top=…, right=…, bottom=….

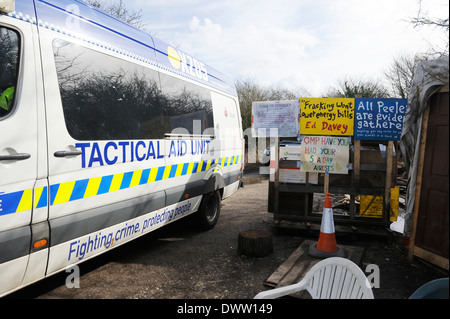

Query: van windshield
left=0, top=27, right=20, bottom=118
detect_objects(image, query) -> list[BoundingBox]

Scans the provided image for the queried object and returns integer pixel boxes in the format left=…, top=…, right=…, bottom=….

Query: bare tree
left=325, top=76, right=390, bottom=98
left=410, top=0, right=449, bottom=31
left=236, top=79, right=270, bottom=131
left=408, top=0, right=449, bottom=58
left=384, top=53, right=424, bottom=98
left=85, top=0, right=148, bottom=30
left=235, top=78, right=309, bottom=130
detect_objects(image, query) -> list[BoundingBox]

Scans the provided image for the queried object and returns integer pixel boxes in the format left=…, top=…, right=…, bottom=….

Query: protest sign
left=300, top=98, right=354, bottom=136
left=299, top=135, right=350, bottom=174
left=354, top=98, right=407, bottom=141
left=252, top=100, right=299, bottom=137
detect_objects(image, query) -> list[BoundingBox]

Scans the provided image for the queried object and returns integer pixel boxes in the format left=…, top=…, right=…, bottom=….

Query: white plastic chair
left=254, top=257, right=374, bottom=299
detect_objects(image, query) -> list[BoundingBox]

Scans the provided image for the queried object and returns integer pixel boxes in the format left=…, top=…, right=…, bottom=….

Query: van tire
left=196, top=190, right=221, bottom=230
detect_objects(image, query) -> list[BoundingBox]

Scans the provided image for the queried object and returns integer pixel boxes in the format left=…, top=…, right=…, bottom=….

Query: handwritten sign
left=354, top=98, right=407, bottom=141
left=252, top=100, right=299, bottom=137
left=300, top=98, right=354, bottom=136
left=299, top=135, right=350, bottom=174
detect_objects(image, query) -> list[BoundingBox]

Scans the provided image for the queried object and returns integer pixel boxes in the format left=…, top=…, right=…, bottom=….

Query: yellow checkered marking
left=48, top=155, right=242, bottom=207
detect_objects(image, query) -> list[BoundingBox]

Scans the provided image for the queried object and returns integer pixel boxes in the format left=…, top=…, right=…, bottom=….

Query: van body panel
left=1, top=3, right=45, bottom=294
left=0, top=0, right=243, bottom=297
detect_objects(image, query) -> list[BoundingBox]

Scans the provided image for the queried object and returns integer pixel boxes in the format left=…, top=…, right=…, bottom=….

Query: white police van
left=0, top=0, right=244, bottom=296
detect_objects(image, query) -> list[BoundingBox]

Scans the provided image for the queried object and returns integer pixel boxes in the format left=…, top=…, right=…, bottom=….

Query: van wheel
left=196, top=190, right=221, bottom=230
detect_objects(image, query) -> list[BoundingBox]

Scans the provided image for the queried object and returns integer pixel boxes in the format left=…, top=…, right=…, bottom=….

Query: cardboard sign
left=252, top=100, right=299, bottom=137
left=279, top=167, right=319, bottom=184
left=300, top=98, right=354, bottom=136
left=354, top=98, right=407, bottom=141
left=299, top=135, right=350, bottom=174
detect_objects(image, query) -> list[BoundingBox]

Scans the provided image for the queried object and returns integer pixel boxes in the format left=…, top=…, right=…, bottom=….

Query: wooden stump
left=238, top=229, right=273, bottom=257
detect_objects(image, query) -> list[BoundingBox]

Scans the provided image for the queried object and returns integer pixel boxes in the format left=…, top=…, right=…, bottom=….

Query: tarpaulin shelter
left=400, top=56, right=449, bottom=270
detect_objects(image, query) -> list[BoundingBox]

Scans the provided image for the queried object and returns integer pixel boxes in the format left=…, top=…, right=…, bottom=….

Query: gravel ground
left=7, top=178, right=447, bottom=300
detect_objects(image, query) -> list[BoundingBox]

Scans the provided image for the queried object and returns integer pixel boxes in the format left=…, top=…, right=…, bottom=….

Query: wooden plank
left=354, top=140, right=361, bottom=190
left=408, top=108, right=429, bottom=261
left=345, top=242, right=365, bottom=264
left=273, top=214, right=391, bottom=227
left=273, top=137, right=280, bottom=214
left=351, top=140, right=361, bottom=221
left=439, top=84, right=449, bottom=93
left=265, top=240, right=365, bottom=293
left=324, top=173, right=329, bottom=194
left=413, top=246, right=449, bottom=271
left=265, top=243, right=307, bottom=287
left=277, top=254, right=317, bottom=288
left=384, top=141, right=393, bottom=224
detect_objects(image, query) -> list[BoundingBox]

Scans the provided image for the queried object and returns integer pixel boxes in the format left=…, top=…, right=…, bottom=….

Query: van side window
left=0, top=27, right=20, bottom=118
left=52, top=39, right=164, bottom=140
left=160, top=73, right=214, bottom=136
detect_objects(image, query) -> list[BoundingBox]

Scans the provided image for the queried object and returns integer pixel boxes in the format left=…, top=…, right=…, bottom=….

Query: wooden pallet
left=264, top=240, right=365, bottom=298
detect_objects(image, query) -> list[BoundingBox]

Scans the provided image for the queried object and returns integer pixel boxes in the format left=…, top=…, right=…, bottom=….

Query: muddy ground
left=7, top=174, right=447, bottom=301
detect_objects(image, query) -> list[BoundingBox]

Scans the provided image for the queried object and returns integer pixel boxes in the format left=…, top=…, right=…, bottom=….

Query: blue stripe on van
left=140, top=168, right=150, bottom=185
left=0, top=191, right=23, bottom=216
left=181, top=163, right=190, bottom=176
left=120, top=172, right=134, bottom=190
left=36, top=186, right=48, bottom=209
left=69, top=179, right=89, bottom=201
left=1, top=155, right=242, bottom=214
left=168, top=165, right=177, bottom=179
left=49, top=184, right=60, bottom=206
left=155, top=166, right=165, bottom=181
left=97, top=175, right=113, bottom=195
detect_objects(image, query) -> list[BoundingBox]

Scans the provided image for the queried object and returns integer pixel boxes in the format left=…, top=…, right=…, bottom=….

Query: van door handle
left=54, top=150, right=82, bottom=157
left=0, top=153, right=31, bottom=161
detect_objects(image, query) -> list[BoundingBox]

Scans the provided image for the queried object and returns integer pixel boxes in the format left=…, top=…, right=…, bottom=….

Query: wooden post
left=408, top=108, right=429, bottom=261
left=324, top=173, right=329, bottom=194
left=354, top=140, right=361, bottom=190
left=351, top=140, right=361, bottom=221
left=305, top=172, right=310, bottom=217
left=353, top=94, right=362, bottom=221
left=273, top=137, right=280, bottom=214
left=384, top=141, right=394, bottom=224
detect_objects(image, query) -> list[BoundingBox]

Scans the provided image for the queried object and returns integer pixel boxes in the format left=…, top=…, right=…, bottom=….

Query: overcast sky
left=127, top=0, right=448, bottom=96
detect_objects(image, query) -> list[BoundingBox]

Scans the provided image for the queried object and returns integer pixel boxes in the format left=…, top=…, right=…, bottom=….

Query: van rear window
left=160, top=73, right=214, bottom=137
left=0, top=27, right=20, bottom=118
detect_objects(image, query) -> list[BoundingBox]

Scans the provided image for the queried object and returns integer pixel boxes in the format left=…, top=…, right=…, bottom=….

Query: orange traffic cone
left=309, top=193, right=344, bottom=258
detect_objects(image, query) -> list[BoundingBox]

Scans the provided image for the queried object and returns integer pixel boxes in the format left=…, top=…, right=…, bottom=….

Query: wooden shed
left=400, top=56, right=449, bottom=270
